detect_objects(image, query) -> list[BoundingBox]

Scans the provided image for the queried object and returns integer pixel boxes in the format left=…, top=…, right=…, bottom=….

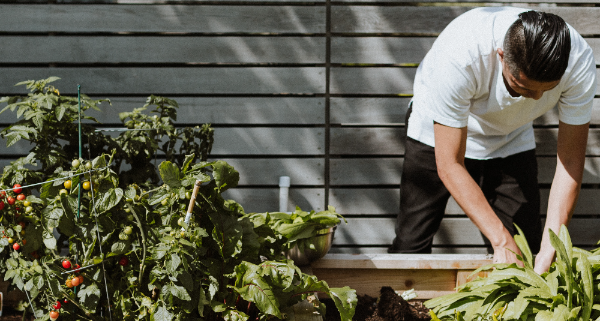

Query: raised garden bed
left=310, top=253, right=493, bottom=299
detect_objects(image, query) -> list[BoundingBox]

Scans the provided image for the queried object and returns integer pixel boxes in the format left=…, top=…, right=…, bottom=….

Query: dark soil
left=323, top=286, right=431, bottom=321
left=1, top=307, right=35, bottom=320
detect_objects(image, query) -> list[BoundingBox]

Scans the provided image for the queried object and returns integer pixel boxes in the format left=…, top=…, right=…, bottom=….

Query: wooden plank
left=331, top=187, right=600, bottom=216
left=221, top=187, right=324, bottom=213
left=332, top=6, right=600, bottom=35
left=330, top=67, right=600, bottom=95
left=329, top=128, right=405, bottom=155
left=0, top=67, right=326, bottom=95
left=332, top=217, right=600, bottom=247
left=331, top=37, right=600, bottom=65
left=329, top=157, right=600, bottom=185
left=213, top=158, right=324, bottom=185
left=0, top=5, right=325, bottom=33
left=0, top=127, right=325, bottom=155
left=0, top=97, right=325, bottom=125
left=337, top=0, right=595, bottom=3
left=311, top=267, right=458, bottom=298
left=311, top=253, right=492, bottom=270
left=330, top=97, right=410, bottom=125
left=0, top=95, right=325, bottom=124
left=0, top=36, right=326, bottom=63
left=329, top=67, right=416, bottom=94
left=331, top=98, right=600, bottom=126
left=329, top=128, right=600, bottom=156
left=331, top=37, right=435, bottom=64
left=329, top=247, right=491, bottom=255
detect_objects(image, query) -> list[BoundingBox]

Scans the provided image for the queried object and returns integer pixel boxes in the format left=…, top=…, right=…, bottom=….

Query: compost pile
left=324, top=286, right=431, bottom=321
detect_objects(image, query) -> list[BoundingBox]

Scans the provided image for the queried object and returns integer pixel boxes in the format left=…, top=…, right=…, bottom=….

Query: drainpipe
left=279, top=176, right=290, bottom=213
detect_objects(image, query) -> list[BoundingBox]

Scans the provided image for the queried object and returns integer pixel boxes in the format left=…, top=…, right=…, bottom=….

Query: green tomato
left=123, top=226, right=133, bottom=235
left=119, top=233, right=129, bottom=241
left=124, top=207, right=131, bottom=213
left=25, top=206, right=33, bottom=213
left=178, top=217, right=185, bottom=227
left=185, top=192, right=191, bottom=200
left=126, top=214, right=134, bottom=222
left=160, top=199, right=168, bottom=206
left=72, top=159, right=80, bottom=168
left=85, top=162, right=92, bottom=170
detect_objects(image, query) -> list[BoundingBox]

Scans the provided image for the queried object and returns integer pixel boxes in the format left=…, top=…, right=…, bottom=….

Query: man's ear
left=497, top=48, right=505, bottom=62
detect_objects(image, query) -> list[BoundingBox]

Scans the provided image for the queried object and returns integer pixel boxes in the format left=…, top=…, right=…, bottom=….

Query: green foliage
left=0, top=78, right=356, bottom=321
left=425, top=225, right=600, bottom=321
left=243, top=206, right=346, bottom=258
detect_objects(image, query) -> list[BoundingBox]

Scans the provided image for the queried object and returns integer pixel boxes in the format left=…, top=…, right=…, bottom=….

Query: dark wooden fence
left=0, top=0, right=599, bottom=255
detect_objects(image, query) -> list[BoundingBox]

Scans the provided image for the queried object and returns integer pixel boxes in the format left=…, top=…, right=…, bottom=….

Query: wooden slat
left=311, top=253, right=492, bottom=270
left=0, top=97, right=325, bottom=125
left=0, top=36, right=325, bottom=63
left=332, top=6, right=600, bottom=35
left=330, top=67, right=600, bottom=95
left=329, top=247, right=490, bottom=255
left=0, top=67, right=326, bottom=95
left=333, top=217, right=600, bottom=247
left=213, top=158, right=324, bottom=185
left=329, top=157, right=600, bottom=185
left=329, top=67, right=416, bottom=94
left=331, top=98, right=600, bottom=126
left=0, top=127, right=325, bottom=155
left=329, top=128, right=600, bottom=156
left=222, top=188, right=325, bottom=213
left=311, top=267, right=458, bottom=298
left=331, top=37, right=600, bottom=65
left=331, top=37, right=435, bottom=64
left=330, top=188, right=600, bottom=215
left=0, top=5, right=325, bottom=33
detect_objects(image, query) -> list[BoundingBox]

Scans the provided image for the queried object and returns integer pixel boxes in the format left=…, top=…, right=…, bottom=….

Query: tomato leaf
left=159, top=161, right=181, bottom=189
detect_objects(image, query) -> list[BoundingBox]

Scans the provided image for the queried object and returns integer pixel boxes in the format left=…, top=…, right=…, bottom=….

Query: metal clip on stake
left=182, top=180, right=202, bottom=231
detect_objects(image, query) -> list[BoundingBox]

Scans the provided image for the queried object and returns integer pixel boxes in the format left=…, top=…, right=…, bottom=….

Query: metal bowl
left=286, top=226, right=336, bottom=266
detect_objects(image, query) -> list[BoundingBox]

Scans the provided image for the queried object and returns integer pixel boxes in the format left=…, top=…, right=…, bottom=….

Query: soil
left=323, top=286, right=431, bottom=321
left=1, top=307, right=35, bottom=320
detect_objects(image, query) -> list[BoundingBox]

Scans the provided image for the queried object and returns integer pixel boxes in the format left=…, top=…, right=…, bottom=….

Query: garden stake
left=23, top=279, right=38, bottom=319
left=182, top=180, right=202, bottom=230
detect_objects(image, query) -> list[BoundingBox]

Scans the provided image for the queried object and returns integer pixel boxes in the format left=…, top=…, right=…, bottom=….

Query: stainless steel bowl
left=286, top=226, right=336, bottom=266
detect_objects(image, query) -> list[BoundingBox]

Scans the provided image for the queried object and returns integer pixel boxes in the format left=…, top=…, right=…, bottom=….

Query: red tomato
left=71, top=276, right=80, bottom=287
left=62, top=260, right=71, bottom=269
left=119, top=256, right=129, bottom=266
left=16, top=194, right=25, bottom=201
left=7, top=196, right=15, bottom=205
left=13, top=184, right=22, bottom=194
left=49, top=310, right=59, bottom=320
left=0, top=191, right=5, bottom=198
left=53, top=300, right=61, bottom=310
left=13, top=243, right=20, bottom=251
left=0, top=201, right=4, bottom=210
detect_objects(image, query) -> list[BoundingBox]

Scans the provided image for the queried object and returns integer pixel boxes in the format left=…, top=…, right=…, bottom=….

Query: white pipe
left=279, top=176, right=290, bottom=212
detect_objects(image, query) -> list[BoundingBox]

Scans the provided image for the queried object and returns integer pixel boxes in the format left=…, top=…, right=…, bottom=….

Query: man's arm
left=433, top=122, right=521, bottom=264
left=534, top=121, right=589, bottom=274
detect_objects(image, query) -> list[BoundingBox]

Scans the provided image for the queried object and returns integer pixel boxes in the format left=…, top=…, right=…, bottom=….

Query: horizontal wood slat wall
left=0, top=1, right=598, bottom=254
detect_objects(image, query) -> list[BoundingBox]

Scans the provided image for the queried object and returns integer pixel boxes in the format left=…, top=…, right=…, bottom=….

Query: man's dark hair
left=503, top=10, right=571, bottom=82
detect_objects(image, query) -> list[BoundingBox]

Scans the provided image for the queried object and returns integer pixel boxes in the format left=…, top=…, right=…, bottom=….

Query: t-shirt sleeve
left=557, top=33, right=597, bottom=125
left=419, top=51, right=477, bottom=129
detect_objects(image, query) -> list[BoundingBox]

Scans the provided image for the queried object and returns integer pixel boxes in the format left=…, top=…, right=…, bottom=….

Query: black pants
left=389, top=112, right=542, bottom=254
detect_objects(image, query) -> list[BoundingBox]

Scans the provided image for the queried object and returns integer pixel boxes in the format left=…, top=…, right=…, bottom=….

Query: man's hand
left=534, top=248, right=555, bottom=274
left=492, top=234, right=523, bottom=267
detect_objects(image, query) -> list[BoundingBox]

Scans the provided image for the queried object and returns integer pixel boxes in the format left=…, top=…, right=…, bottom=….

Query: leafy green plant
left=0, top=78, right=357, bottom=321
left=425, top=225, right=599, bottom=321
left=244, top=206, right=346, bottom=258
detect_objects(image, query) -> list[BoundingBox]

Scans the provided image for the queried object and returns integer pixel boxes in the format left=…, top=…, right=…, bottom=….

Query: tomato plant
left=0, top=78, right=356, bottom=321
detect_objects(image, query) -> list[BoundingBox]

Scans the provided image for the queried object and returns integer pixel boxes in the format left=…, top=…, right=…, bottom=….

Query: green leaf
left=514, top=224, right=533, bottom=269
left=159, top=161, right=181, bottom=189
left=165, top=253, right=181, bottom=274
left=212, top=160, right=239, bottom=192
left=329, top=286, right=358, bottom=321
left=170, top=284, right=191, bottom=301
left=94, top=188, right=123, bottom=214
left=151, top=305, right=173, bottom=321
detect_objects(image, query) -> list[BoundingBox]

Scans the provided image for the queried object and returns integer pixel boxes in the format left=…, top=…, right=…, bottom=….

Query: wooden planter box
left=309, top=254, right=493, bottom=299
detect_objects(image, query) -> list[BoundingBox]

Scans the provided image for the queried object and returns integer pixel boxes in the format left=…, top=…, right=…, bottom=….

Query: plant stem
left=127, top=203, right=147, bottom=287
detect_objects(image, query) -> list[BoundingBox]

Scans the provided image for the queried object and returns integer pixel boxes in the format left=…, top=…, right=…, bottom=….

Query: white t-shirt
left=407, top=7, right=597, bottom=159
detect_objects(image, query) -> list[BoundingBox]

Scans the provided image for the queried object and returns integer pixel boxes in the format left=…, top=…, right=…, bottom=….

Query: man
left=388, top=7, right=597, bottom=274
